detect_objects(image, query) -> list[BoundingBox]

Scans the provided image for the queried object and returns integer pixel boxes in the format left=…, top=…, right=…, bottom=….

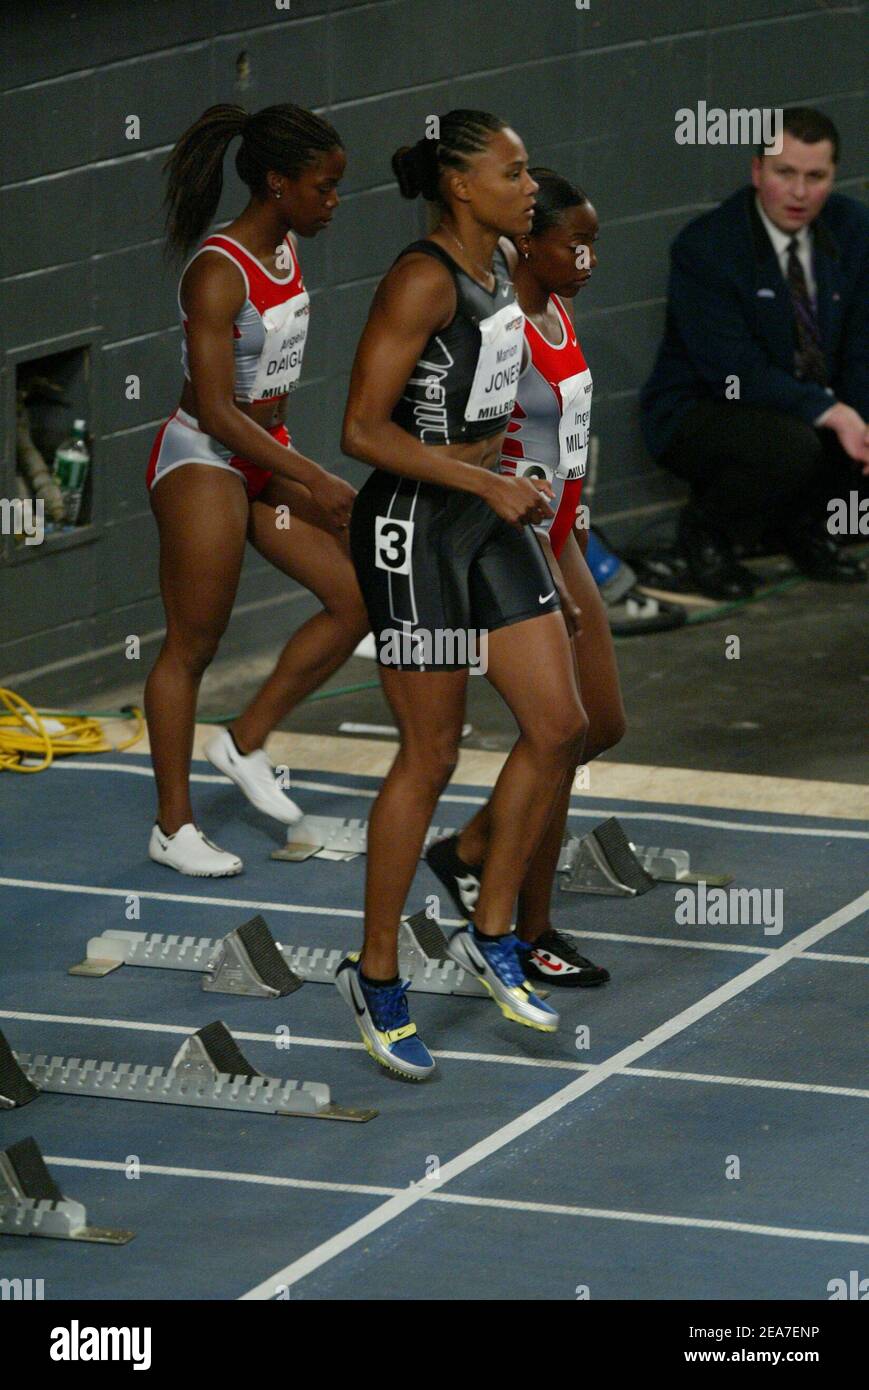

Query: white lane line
left=42, top=1156, right=869, bottom=1248
left=239, top=889, right=869, bottom=1299
left=562, top=928, right=869, bottom=966
left=4, top=1008, right=867, bottom=1098
left=1, top=878, right=866, bottom=967
left=0, top=877, right=363, bottom=920
left=44, top=1157, right=397, bottom=1200
left=424, top=1192, right=869, bottom=1245
left=35, top=760, right=869, bottom=838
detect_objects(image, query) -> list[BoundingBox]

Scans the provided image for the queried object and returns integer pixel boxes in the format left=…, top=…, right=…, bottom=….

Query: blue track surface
left=0, top=752, right=866, bottom=1299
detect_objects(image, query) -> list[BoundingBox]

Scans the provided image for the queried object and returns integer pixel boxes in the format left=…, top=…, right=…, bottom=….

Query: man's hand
left=818, top=402, right=869, bottom=470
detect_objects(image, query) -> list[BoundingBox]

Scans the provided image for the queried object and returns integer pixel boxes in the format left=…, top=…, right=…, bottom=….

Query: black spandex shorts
left=349, top=467, right=561, bottom=671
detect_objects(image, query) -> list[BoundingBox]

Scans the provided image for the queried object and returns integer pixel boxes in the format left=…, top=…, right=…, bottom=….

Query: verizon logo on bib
left=464, top=305, right=525, bottom=423
left=556, top=368, right=592, bottom=479
left=250, top=291, right=310, bottom=401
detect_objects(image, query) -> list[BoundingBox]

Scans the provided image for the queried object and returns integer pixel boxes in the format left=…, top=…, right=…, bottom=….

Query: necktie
left=786, top=237, right=827, bottom=386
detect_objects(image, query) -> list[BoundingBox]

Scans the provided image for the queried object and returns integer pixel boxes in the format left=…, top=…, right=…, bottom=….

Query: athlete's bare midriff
left=178, top=380, right=288, bottom=433
left=424, top=430, right=506, bottom=474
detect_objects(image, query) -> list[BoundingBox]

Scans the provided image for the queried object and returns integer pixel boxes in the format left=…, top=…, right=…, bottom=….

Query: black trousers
left=659, top=400, right=866, bottom=545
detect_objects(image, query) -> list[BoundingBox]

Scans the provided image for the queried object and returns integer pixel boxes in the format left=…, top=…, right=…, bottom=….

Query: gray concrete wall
left=1, top=0, right=865, bottom=702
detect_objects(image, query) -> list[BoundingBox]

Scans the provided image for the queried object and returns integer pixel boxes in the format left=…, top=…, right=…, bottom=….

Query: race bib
left=249, top=290, right=310, bottom=401
left=514, top=459, right=554, bottom=484
left=556, top=369, right=592, bottom=480
left=375, top=516, right=414, bottom=575
left=464, top=304, right=526, bottom=424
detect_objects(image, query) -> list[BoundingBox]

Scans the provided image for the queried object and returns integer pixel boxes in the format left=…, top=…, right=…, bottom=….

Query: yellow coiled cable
left=0, top=687, right=144, bottom=773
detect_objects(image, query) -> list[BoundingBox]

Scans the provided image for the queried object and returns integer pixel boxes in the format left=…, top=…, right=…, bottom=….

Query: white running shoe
left=203, top=728, right=303, bottom=825
left=148, top=822, right=243, bottom=877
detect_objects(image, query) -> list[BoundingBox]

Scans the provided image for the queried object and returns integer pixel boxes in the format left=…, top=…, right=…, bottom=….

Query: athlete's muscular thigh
left=150, top=463, right=248, bottom=639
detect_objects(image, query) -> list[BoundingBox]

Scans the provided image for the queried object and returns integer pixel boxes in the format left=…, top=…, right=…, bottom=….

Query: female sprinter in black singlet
left=427, top=171, right=627, bottom=988
left=335, top=111, right=590, bottom=1080
left=144, top=104, right=368, bottom=877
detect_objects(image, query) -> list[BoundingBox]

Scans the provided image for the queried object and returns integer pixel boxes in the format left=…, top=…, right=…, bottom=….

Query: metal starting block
left=558, top=817, right=732, bottom=894
left=629, top=844, right=732, bottom=887
left=558, top=817, right=657, bottom=896
left=69, top=914, right=302, bottom=998
left=0, top=1136, right=133, bottom=1244
left=273, top=816, right=457, bottom=862
left=8, top=1021, right=376, bottom=1123
left=70, top=912, right=486, bottom=998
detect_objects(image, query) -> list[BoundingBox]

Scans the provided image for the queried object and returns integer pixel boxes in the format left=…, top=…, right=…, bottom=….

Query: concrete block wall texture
left=0, top=0, right=865, bottom=702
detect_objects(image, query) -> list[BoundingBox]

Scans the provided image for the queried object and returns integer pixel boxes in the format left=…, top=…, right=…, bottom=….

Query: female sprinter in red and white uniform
left=144, top=104, right=367, bottom=877
left=427, top=169, right=627, bottom=983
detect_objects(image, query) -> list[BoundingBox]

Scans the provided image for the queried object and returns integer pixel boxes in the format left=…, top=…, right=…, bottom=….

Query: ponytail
left=163, top=102, right=343, bottom=261
left=163, top=105, right=247, bottom=262
left=391, top=109, right=506, bottom=207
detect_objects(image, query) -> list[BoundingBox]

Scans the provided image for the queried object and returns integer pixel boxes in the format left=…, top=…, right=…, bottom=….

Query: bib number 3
left=375, top=516, right=414, bottom=575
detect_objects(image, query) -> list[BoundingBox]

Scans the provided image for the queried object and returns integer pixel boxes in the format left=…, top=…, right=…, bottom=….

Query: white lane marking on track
left=4, top=1009, right=868, bottom=1097
left=36, top=760, right=869, bottom=838
left=1, top=879, right=865, bottom=967
left=0, top=878, right=363, bottom=919
left=561, top=927, right=869, bottom=965
left=238, top=889, right=869, bottom=1299
left=41, top=1156, right=869, bottom=1247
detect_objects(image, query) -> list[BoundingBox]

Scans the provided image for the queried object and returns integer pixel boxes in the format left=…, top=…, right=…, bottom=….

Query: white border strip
left=41, top=1157, right=868, bottom=1248
left=34, top=760, right=869, bottom=839
left=238, top=889, right=869, bottom=1298
left=3, top=1007, right=867, bottom=1098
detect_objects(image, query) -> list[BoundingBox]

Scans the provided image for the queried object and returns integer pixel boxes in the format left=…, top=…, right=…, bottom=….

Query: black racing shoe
left=521, top=929, right=610, bottom=988
left=425, top=834, right=483, bottom=922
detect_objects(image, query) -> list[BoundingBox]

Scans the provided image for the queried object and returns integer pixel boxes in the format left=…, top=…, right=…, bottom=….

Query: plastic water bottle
left=53, top=419, right=90, bottom=525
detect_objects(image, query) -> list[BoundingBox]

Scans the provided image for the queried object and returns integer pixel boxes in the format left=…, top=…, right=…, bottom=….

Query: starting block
left=70, top=912, right=487, bottom=998
left=1, top=1026, right=39, bottom=1108
left=559, top=817, right=657, bottom=896
left=70, top=914, right=302, bottom=998
left=0, top=1137, right=133, bottom=1244
left=629, top=843, right=732, bottom=887
left=558, top=818, right=732, bottom=894
left=7, top=1021, right=376, bottom=1123
left=273, top=816, right=457, bottom=862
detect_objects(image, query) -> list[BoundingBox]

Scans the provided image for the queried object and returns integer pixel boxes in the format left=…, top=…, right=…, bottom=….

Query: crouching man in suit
left=641, top=107, right=868, bottom=598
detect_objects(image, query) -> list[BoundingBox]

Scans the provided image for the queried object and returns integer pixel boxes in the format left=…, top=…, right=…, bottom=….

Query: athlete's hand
left=309, top=471, right=357, bottom=531
left=482, top=473, right=554, bottom=529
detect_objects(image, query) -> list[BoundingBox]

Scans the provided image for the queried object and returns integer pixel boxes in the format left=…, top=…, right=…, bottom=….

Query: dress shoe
left=783, top=526, right=867, bottom=583
left=677, top=505, right=758, bottom=600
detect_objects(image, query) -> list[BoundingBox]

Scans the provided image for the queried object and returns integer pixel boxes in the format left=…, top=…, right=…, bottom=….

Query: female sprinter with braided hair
left=336, top=112, right=590, bottom=1080
left=144, top=103, right=367, bottom=877
left=426, top=169, right=627, bottom=988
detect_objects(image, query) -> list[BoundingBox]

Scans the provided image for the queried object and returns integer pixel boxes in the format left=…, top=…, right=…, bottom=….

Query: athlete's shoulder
left=179, top=244, right=248, bottom=316
left=371, top=243, right=456, bottom=333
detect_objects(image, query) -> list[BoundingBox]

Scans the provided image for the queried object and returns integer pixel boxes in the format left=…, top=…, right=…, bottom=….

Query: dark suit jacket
left=640, top=187, right=869, bottom=460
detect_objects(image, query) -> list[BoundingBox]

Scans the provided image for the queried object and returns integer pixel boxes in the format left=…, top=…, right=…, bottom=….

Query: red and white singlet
left=147, top=234, right=309, bottom=498
left=179, top=233, right=310, bottom=403
left=499, top=294, right=592, bottom=560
